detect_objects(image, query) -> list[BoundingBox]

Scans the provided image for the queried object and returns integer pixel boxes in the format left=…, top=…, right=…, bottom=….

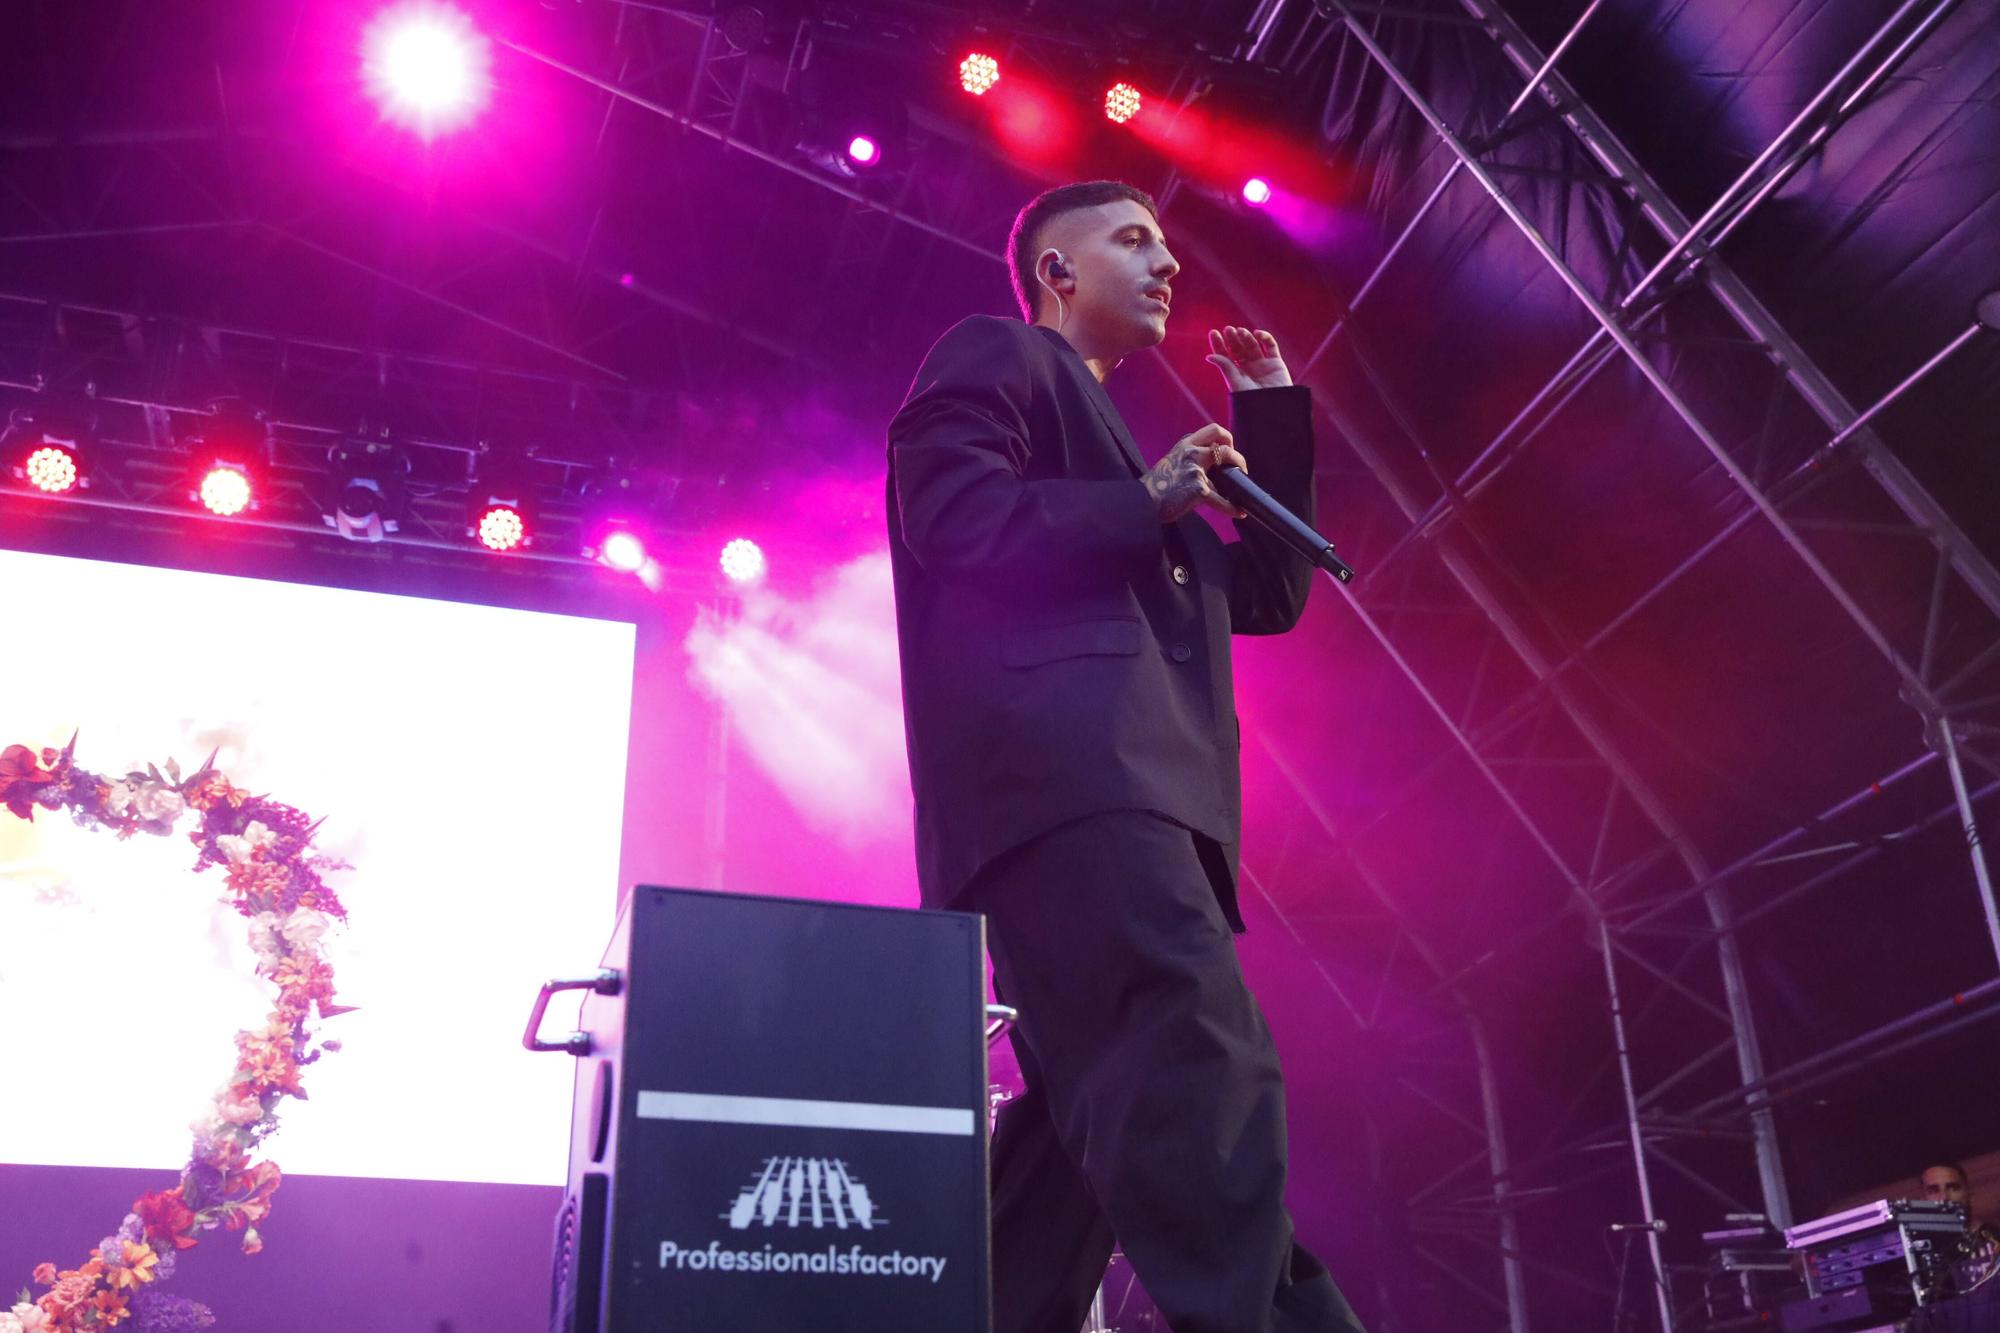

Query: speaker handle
left=984, top=1003, right=1019, bottom=1046
left=523, top=969, right=623, bottom=1055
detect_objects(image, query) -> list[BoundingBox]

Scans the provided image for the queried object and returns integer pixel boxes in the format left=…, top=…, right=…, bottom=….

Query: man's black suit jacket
left=886, top=315, right=1316, bottom=930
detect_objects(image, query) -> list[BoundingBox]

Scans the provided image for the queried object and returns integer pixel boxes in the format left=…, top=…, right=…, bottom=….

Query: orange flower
left=46, top=1269, right=97, bottom=1310
left=183, top=771, right=242, bottom=811
left=105, top=1242, right=156, bottom=1291
left=91, top=1289, right=132, bottom=1325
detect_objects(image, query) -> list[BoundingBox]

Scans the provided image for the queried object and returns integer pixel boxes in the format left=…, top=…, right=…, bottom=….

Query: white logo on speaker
left=726, top=1156, right=882, bottom=1231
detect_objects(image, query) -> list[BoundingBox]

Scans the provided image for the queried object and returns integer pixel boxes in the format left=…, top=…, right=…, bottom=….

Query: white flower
left=131, top=784, right=185, bottom=824
left=246, top=911, right=285, bottom=964
left=1, top=1310, right=26, bottom=1333
left=9, top=1304, right=46, bottom=1333
left=104, top=780, right=138, bottom=816
left=216, top=819, right=277, bottom=864
left=279, top=907, right=330, bottom=949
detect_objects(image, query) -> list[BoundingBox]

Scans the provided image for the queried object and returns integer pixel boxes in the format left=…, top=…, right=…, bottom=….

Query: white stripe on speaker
left=635, top=1090, right=976, bottom=1137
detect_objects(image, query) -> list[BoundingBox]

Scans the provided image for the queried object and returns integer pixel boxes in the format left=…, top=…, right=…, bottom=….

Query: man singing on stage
left=886, top=179, right=1364, bottom=1333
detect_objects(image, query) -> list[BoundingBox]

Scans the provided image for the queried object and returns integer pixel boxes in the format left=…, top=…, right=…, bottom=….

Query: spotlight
left=198, top=464, right=254, bottom=517
left=1242, top=177, right=1272, bottom=207
left=795, top=54, right=905, bottom=180
left=474, top=501, right=527, bottom=552
left=468, top=444, right=539, bottom=553
left=599, top=529, right=648, bottom=573
left=6, top=409, right=94, bottom=495
left=183, top=400, right=269, bottom=518
left=581, top=470, right=672, bottom=575
left=23, top=442, right=78, bottom=494
left=1104, top=82, right=1141, bottom=125
left=362, top=2, right=492, bottom=139
left=719, top=537, right=766, bottom=584
left=959, top=52, right=999, bottom=96
left=324, top=438, right=407, bottom=543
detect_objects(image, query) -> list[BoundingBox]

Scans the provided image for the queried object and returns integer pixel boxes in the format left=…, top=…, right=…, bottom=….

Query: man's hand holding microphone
left=1142, top=326, right=1286, bottom=524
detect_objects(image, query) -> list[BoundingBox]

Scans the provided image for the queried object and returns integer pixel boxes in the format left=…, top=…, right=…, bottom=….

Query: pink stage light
left=23, top=442, right=79, bottom=494
left=599, top=529, right=647, bottom=573
left=362, top=3, right=492, bottom=139
left=959, top=52, right=1000, bottom=96
left=719, top=537, right=766, bottom=585
left=1104, top=82, right=1142, bottom=125
left=1242, top=177, right=1272, bottom=207
left=846, top=135, right=881, bottom=167
left=197, top=464, right=253, bottom=517
left=475, top=503, right=526, bottom=552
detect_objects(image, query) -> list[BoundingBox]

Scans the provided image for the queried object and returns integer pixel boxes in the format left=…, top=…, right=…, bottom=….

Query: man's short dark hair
left=1007, top=180, right=1160, bottom=322
left=1925, top=1161, right=1971, bottom=1182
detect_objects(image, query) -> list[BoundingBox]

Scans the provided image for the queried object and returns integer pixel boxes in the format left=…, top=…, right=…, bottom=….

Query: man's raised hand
left=1205, top=326, right=1292, bottom=391
left=1144, top=423, right=1249, bottom=524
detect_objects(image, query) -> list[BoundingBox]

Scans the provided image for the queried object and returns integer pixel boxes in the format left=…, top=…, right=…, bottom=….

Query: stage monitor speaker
left=539, top=886, right=991, bottom=1333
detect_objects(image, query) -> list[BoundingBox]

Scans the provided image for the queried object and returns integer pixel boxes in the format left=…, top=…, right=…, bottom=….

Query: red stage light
left=23, top=442, right=79, bottom=494
left=475, top=503, right=526, bottom=552
left=197, top=464, right=252, bottom=517
left=959, top=52, right=999, bottom=96
left=1104, top=82, right=1142, bottom=125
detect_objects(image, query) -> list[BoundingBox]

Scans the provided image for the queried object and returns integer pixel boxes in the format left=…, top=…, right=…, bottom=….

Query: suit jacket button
left=1170, top=642, right=1192, bottom=663
left=1172, top=564, right=1190, bottom=585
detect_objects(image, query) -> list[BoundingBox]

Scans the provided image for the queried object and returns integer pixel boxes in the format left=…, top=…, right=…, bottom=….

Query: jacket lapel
left=1081, top=375, right=1149, bottom=479
left=1036, top=326, right=1149, bottom=479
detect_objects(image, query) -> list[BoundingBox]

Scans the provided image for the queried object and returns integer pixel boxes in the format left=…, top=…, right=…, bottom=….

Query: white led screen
left=0, top=548, right=635, bottom=1186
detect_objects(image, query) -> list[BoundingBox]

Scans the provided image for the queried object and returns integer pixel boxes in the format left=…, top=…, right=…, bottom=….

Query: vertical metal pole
left=1600, top=918, right=1675, bottom=1332
left=1470, top=1023, right=1531, bottom=1333
left=1938, top=723, right=2000, bottom=973
left=1701, top=886, right=1792, bottom=1229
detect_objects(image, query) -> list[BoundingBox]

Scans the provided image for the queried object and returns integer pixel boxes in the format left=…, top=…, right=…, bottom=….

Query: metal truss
left=1201, top=0, right=2000, bottom=1326
left=0, top=291, right=755, bottom=586
left=0, top=13, right=834, bottom=393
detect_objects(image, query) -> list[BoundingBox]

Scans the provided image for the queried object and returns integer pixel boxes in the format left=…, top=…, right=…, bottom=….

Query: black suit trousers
left=967, top=811, right=1365, bottom=1333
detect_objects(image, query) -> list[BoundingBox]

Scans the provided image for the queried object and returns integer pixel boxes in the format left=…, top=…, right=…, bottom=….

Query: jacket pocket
left=1000, top=617, right=1144, bottom=668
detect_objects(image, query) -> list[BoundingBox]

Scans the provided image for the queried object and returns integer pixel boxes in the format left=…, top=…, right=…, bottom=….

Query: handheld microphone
left=1607, top=1219, right=1669, bottom=1233
left=1210, top=466, right=1356, bottom=584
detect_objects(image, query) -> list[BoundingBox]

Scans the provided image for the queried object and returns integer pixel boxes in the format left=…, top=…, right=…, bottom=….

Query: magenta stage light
left=197, top=464, right=253, bottom=517
left=959, top=52, right=999, bottom=96
left=719, top=537, right=767, bottom=585
left=362, top=3, right=492, bottom=139
left=846, top=135, right=881, bottom=167
left=23, top=442, right=79, bottom=494
left=475, top=503, right=526, bottom=552
left=600, top=529, right=648, bottom=573
left=1104, top=82, right=1142, bottom=125
left=1242, top=177, right=1273, bottom=207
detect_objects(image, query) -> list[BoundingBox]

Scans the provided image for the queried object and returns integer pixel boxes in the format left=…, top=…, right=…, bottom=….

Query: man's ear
left=1040, top=250, right=1074, bottom=290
